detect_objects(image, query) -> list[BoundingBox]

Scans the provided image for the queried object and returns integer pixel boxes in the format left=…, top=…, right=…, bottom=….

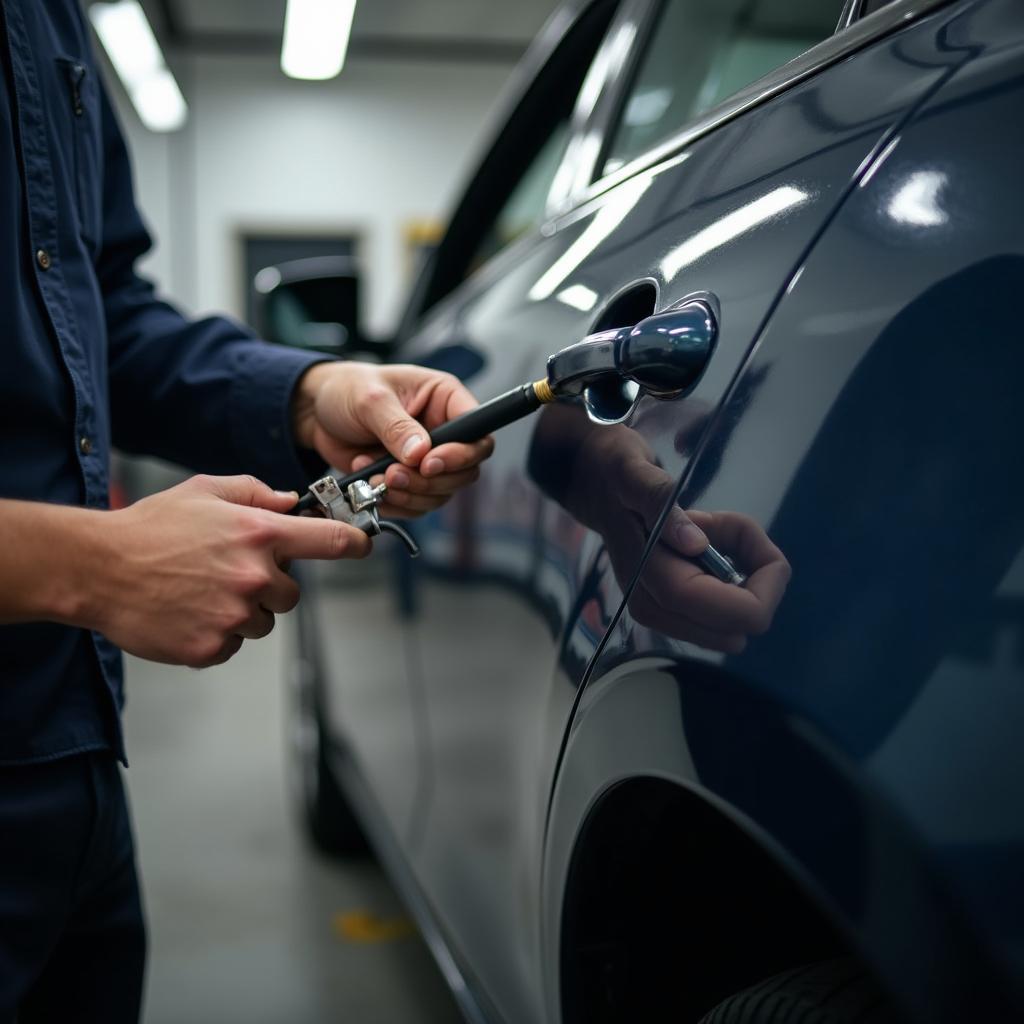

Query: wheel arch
left=541, top=660, right=951, bottom=1023
left=557, top=774, right=851, bottom=1022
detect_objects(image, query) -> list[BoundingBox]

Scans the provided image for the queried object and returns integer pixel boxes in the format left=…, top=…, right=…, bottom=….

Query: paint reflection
left=660, top=185, right=810, bottom=281
left=887, top=170, right=948, bottom=227
left=528, top=403, right=790, bottom=653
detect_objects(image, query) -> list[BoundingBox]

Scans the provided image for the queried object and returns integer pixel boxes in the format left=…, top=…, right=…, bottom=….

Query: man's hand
left=291, top=362, right=494, bottom=517
left=630, top=508, right=790, bottom=654
left=73, top=475, right=368, bottom=668
left=530, top=406, right=790, bottom=654
left=586, top=434, right=790, bottom=653
left=0, top=477, right=370, bottom=667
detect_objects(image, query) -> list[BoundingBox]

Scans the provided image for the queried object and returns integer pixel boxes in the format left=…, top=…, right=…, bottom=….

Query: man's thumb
left=363, top=392, right=429, bottom=466
left=197, top=474, right=299, bottom=512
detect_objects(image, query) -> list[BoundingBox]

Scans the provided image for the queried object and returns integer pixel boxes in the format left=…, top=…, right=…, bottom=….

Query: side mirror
left=252, top=255, right=362, bottom=358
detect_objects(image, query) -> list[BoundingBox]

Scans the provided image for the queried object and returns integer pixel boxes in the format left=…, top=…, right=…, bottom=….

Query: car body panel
left=389, top=5, right=971, bottom=1020
left=301, top=0, right=1024, bottom=1020
left=565, top=2, right=1024, bottom=1019
left=311, top=561, right=426, bottom=843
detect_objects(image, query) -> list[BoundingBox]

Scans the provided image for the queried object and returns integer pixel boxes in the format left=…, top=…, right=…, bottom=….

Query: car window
left=405, top=0, right=620, bottom=323
left=600, top=0, right=846, bottom=178
left=468, top=118, right=571, bottom=273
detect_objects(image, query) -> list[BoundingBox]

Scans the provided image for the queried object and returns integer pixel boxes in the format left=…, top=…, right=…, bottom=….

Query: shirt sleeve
left=97, top=82, right=328, bottom=491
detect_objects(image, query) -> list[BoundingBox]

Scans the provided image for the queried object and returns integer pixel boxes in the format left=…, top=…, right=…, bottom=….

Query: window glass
left=410, top=0, right=619, bottom=313
left=601, top=0, right=845, bottom=177
left=468, top=120, right=571, bottom=272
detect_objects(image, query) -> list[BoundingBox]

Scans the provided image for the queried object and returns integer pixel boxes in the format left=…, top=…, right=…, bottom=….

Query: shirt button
left=79, top=436, right=93, bottom=455
left=36, top=249, right=52, bottom=271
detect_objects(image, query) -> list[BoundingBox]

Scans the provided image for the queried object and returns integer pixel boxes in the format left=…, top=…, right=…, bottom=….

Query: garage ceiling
left=146, top=0, right=560, bottom=61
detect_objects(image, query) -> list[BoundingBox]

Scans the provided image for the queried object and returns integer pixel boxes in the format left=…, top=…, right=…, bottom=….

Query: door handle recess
left=548, top=297, right=718, bottom=423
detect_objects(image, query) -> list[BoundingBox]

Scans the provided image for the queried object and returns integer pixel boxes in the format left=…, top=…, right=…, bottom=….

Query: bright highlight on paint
left=282, top=0, right=357, bottom=81
left=887, top=171, right=948, bottom=228
left=88, top=1, right=187, bottom=132
left=660, top=185, right=810, bottom=281
left=556, top=284, right=599, bottom=312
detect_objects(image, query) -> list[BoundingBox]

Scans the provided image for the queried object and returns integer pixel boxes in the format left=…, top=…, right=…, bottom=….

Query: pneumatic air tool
left=293, top=298, right=745, bottom=585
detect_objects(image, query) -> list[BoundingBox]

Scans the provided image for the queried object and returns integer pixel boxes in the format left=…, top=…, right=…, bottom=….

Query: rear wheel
left=288, top=656, right=371, bottom=858
left=699, top=959, right=902, bottom=1024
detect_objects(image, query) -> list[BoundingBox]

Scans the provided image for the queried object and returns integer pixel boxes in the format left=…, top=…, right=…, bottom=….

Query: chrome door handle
left=547, top=297, right=718, bottom=423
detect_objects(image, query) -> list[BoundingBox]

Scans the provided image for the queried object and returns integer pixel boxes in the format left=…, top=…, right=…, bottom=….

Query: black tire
left=699, top=958, right=902, bottom=1024
left=288, top=657, right=372, bottom=858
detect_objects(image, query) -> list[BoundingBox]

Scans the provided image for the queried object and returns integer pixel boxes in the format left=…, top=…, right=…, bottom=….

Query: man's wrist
left=290, top=361, right=336, bottom=451
left=0, top=500, right=113, bottom=629
left=36, top=504, right=113, bottom=630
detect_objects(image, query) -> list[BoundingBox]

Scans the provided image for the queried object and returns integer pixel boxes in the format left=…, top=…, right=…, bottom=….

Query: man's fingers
left=628, top=582, right=748, bottom=654
left=350, top=452, right=378, bottom=473
left=420, top=371, right=479, bottom=424
left=384, top=465, right=480, bottom=497
left=357, top=388, right=431, bottom=467
left=658, top=505, right=710, bottom=558
left=194, top=634, right=244, bottom=669
left=617, top=457, right=679, bottom=530
left=258, top=569, right=300, bottom=614
left=273, top=516, right=372, bottom=561
left=643, top=549, right=771, bottom=635
left=687, top=510, right=787, bottom=576
left=741, top=559, right=792, bottom=619
left=417, top=437, right=494, bottom=478
left=235, top=607, right=275, bottom=640
left=646, top=512, right=790, bottom=635
left=192, top=474, right=299, bottom=513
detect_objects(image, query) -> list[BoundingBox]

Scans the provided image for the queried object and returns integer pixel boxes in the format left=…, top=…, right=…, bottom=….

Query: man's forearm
left=0, top=500, right=106, bottom=627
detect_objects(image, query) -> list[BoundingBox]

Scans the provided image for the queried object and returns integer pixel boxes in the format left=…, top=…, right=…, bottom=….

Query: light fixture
left=281, top=0, right=357, bottom=81
left=88, top=1, right=187, bottom=132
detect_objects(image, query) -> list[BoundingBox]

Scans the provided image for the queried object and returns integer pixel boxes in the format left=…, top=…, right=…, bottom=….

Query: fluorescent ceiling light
left=89, top=1, right=187, bottom=132
left=282, top=0, right=357, bottom=81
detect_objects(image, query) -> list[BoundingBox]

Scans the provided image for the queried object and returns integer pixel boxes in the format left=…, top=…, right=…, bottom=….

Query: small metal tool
left=695, top=544, right=746, bottom=587
left=293, top=299, right=747, bottom=584
left=306, top=475, right=420, bottom=557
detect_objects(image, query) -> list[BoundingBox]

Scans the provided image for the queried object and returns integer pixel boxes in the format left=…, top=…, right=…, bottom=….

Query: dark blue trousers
left=0, top=752, right=146, bottom=1023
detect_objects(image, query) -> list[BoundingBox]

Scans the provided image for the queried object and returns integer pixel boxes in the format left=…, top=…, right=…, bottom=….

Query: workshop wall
left=109, top=52, right=514, bottom=336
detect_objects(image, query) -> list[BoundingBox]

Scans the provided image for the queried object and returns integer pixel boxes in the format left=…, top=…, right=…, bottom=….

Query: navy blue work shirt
left=0, top=0, right=327, bottom=764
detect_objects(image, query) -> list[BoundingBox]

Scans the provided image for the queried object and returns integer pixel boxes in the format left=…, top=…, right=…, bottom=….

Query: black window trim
left=543, top=0, right=659, bottom=216
left=838, top=0, right=863, bottom=31
left=563, top=0, right=958, bottom=215
left=395, top=0, right=621, bottom=339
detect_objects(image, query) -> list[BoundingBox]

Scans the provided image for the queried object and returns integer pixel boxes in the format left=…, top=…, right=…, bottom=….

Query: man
left=0, top=0, right=490, bottom=1019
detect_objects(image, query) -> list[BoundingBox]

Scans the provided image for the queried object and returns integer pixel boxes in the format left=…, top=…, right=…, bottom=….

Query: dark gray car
left=285, top=0, right=1024, bottom=1020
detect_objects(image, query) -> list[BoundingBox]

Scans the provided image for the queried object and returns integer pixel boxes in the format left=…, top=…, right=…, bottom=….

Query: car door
left=572, top=2, right=1024, bottom=1018
left=390, top=0, right=972, bottom=1019
left=384, top=1, right=977, bottom=1019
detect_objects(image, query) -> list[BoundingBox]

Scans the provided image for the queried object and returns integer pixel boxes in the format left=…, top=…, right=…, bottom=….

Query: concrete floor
left=122, top=626, right=463, bottom=1024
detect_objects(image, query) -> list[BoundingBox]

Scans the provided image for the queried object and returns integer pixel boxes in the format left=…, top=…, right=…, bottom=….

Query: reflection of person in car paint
left=528, top=403, right=790, bottom=653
